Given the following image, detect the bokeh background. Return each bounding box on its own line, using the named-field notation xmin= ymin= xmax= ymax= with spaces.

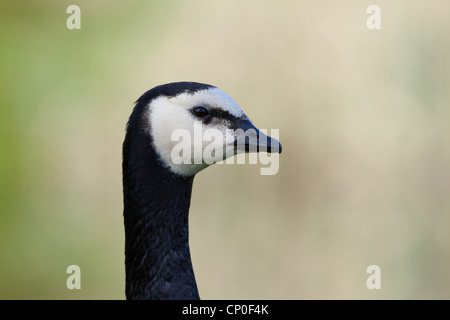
xmin=1 ymin=0 xmax=449 ymax=299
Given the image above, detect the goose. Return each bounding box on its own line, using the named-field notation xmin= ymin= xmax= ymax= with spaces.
xmin=122 ymin=82 xmax=282 ymax=300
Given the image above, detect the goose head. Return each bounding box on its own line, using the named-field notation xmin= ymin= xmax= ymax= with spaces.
xmin=136 ymin=82 xmax=282 ymax=177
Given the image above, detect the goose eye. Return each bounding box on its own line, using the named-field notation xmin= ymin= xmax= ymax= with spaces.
xmin=192 ymin=106 xmax=209 ymax=118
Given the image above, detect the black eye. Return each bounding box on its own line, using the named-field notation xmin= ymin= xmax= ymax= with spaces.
xmin=192 ymin=106 xmax=209 ymax=118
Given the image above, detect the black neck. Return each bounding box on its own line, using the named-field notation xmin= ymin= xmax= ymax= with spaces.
xmin=122 ymin=125 xmax=199 ymax=300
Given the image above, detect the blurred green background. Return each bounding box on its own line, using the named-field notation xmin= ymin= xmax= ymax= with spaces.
xmin=1 ymin=0 xmax=449 ymax=299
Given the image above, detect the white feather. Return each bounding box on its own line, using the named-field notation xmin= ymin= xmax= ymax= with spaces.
xmin=148 ymin=87 xmax=245 ymax=176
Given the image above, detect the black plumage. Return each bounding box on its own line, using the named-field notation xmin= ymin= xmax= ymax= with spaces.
xmin=123 ymin=83 xmax=206 ymax=299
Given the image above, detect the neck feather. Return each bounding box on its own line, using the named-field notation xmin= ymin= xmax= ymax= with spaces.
xmin=122 ymin=124 xmax=199 ymax=300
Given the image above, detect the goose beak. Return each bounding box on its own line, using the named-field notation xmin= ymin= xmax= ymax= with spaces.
xmin=234 ymin=119 xmax=282 ymax=154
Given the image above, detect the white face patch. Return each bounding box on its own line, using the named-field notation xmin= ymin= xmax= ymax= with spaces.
xmin=148 ymin=87 xmax=246 ymax=176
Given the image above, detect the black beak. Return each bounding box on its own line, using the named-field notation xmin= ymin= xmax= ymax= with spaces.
xmin=233 ymin=119 xmax=282 ymax=154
